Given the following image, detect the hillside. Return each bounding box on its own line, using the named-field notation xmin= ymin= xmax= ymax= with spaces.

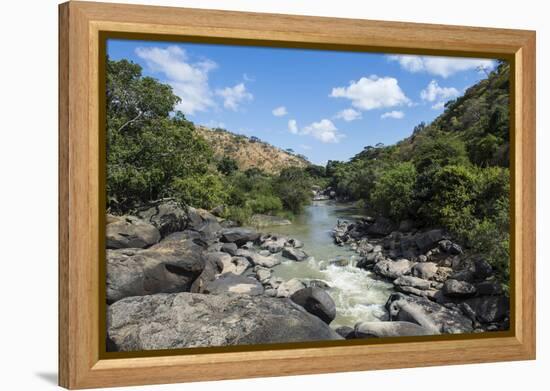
xmin=196 ymin=126 xmax=309 ymax=174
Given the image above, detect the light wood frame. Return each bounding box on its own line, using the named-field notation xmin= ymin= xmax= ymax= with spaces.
xmin=59 ymin=1 xmax=536 ymax=389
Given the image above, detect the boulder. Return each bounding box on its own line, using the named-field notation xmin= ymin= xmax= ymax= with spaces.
xmin=220 ymin=242 xmax=238 ymax=256
xmin=329 ymin=256 xmax=351 ymax=267
xmin=107 ymin=292 xmax=342 ymax=351
xmin=261 ymin=236 xmax=287 ymax=253
xmin=472 ymin=259 xmax=493 ymax=280
xmin=276 ymin=278 xmax=306 ymax=297
xmin=282 ymin=247 xmax=309 ymax=262
xmin=393 ymin=276 xmax=431 ymax=290
xmin=255 ymin=267 xmax=272 ymax=283
xmin=398 ymin=219 xmax=415 ymax=232
xmin=373 ymin=258 xmax=412 ymax=279
xmin=465 ymin=295 xmax=509 ymax=323
xmin=443 ymin=279 xmax=477 ymax=298
xmin=106 ymin=249 xmax=145 ymax=303
xmin=414 ymin=229 xmax=444 ymax=252
xmin=190 ymin=252 xmax=223 ymax=293
xmin=249 ymin=214 xmax=292 ymax=227
xmin=366 ymin=217 xmax=395 ymax=237
xmin=438 ymin=239 xmax=463 ymax=255
xmin=334 ymin=326 xmax=356 ymax=339
xmin=204 ymin=273 xmax=264 ymax=296
xmin=354 ymin=321 xmax=433 ymax=338
xmin=218 ymin=254 xmax=251 ymax=276
xmin=220 ymin=228 xmax=260 ymax=246
xmin=290 ymin=287 xmax=336 ymax=324
xmin=286 ymin=238 xmax=303 ymax=248
xmin=106 ymin=216 xmax=161 ymax=249
xmin=136 ymin=200 xmax=188 ymax=237
xmin=186 ymin=207 xmax=223 ymax=238
xmin=235 ymin=249 xmax=281 ymax=268
xmin=475 ymin=281 xmax=504 ymax=296
xmin=306 ymin=279 xmax=331 ymax=290
xmin=387 ymin=297 xmax=472 ymax=334
xmin=411 ymin=262 xmax=438 ymax=280
xmin=210 ymin=205 xmax=225 ymax=217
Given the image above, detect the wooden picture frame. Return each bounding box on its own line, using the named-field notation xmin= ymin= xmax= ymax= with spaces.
xmin=59 ymin=1 xmax=536 ymax=389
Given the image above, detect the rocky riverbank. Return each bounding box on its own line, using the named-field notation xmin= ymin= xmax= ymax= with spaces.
xmin=106 ymin=200 xmax=342 ymax=351
xmin=105 ymin=200 xmax=509 ymax=352
xmin=332 ymin=216 xmax=510 ymax=336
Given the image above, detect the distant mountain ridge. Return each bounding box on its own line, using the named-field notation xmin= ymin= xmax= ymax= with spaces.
xmin=196 ymin=126 xmax=310 ymax=174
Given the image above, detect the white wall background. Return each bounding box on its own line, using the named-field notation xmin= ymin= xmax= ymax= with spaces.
xmin=0 ymin=0 xmax=546 ymax=389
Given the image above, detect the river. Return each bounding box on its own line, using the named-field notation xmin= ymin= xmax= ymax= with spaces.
xmin=262 ymin=200 xmax=394 ymax=328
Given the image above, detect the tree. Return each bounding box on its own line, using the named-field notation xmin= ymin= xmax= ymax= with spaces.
xmin=370 ymin=162 xmax=417 ymax=221
xmin=106 ymin=58 xmax=224 ymax=213
xmin=217 ymin=156 xmax=239 ymax=176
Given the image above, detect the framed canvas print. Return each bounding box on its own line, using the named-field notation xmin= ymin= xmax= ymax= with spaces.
xmin=58 ymin=1 xmax=536 ymax=389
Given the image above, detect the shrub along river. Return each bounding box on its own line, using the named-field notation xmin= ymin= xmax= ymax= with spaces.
xmin=259 ymin=200 xmax=394 ymax=328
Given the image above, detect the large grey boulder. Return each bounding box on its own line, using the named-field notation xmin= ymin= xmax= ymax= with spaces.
xmin=235 ymin=249 xmax=281 ymax=268
xmin=366 ymin=217 xmax=395 ymax=237
xmin=107 ymin=292 xmax=342 ymax=351
xmin=106 ymin=249 xmax=145 ymax=303
xmin=290 ymin=287 xmax=336 ymax=324
xmin=204 ymin=273 xmax=264 ymax=296
xmin=282 ymin=247 xmax=309 ymax=262
xmin=373 ymin=258 xmax=412 ymax=279
xmin=443 ymin=279 xmax=477 ymax=298
xmin=106 ymin=216 xmax=161 ymax=249
xmin=355 ymin=321 xmax=433 ymax=338
xmin=393 ymin=275 xmax=431 ymax=290
xmin=106 ymin=234 xmax=207 ymax=303
xmin=220 ymin=228 xmax=260 ymax=246
xmin=186 ymin=207 xmax=223 ymax=238
xmin=411 ymin=262 xmax=438 ymax=280
xmin=465 ymin=295 xmax=509 ymax=323
xmin=189 ymin=252 xmax=224 ymax=293
xmin=387 ymin=296 xmax=473 ymax=334
xmin=219 ymin=255 xmax=251 ymax=276
xmin=414 ymin=229 xmax=444 ymax=252
xmin=136 ymin=200 xmax=188 ymax=237
xmin=277 ymin=278 xmax=306 ymax=297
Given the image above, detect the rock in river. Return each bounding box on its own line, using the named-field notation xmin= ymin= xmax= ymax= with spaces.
xmin=443 ymin=279 xmax=477 ymax=298
xmin=373 ymin=258 xmax=412 ymax=279
xmin=136 ymin=200 xmax=188 ymax=237
xmin=282 ymin=247 xmax=309 ymax=262
xmin=290 ymin=287 xmax=336 ymax=324
xmin=107 ymin=292 xmax=342 ymax=351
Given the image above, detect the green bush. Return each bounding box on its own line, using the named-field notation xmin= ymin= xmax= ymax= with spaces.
xmin=171 ymin=173 xmax=227 ymax=210
xmin=246 ymin=194 xmax=283 ymax=214
xmin=370 ymin=162 xmax=417 ymax=221
xmin=274 ymin=167 xmax=312 ymax=214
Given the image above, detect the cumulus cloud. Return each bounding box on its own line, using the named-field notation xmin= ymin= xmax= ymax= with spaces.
xmin=135 ymin=45 xmax=217 ymax=115
xmin=330 ymin=75 xmax=410 ymax=110
xmin=389 ymin=55 xmax=495 ymax=78
xmin=381 ymin=110 xmax=405 ymax=119
xmin=302 ymin=119 xmax=344 ymax=143
xmin=288 ymin=119 xmax=298 ymax=134
xmin=420 ymin=80 xmax=460 ymax=110
xmin=215 ymin=83 xmax=253 ymax=111
xmin=272 ymin=106 xmax=288 ymax=117
xmin=334 ymin=108 xmax=362 ymax=121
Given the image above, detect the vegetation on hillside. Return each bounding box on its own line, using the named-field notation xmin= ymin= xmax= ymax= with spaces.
xmin=106 ymin=58 xmax=313 ymax=223
xmin=326 ymin=61 xmax=511 ymax=282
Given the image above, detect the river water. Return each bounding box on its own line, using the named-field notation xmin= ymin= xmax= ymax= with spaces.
xmin=263 ymin=201 xmax=394 ymax=328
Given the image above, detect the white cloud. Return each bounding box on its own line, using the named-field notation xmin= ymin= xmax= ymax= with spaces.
xmin=300 ymin=144 xmax=312 ymax=150
xmin=135 ymin=45 xmax=217 ymax=115
xmin=302 ymin=119 xmax=344 ymax=143
xmin=420 ymin=80 xmax=460 ymax=110
xmin=272 ymin=106 xmax=288 ymax=117
xmin=389 ymin=55 xmax=495 ymax=78
xmin=330 ymin=75 xmax=410 ymax=110
xmin=243 ymin=73 xmax=255 ymax=82
xmin=204 ymin=120 xmax=226 ymax=129
xmin=215 ymin=83 xmax=253 ymax=111
xmin=288 ymin=119 xmax=298 ymax=134
xmin=420 ymin=80 xmax=460 ymax=102
xmin=334 ymin=108 xmax=362 ymax=121
xmin=431 ymin=102 xmax=446 ymax=110
xmin=381 ymin=110 xmax=405 ymax=119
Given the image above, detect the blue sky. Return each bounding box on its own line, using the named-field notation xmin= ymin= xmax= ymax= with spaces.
xmin=107 ymin=39 xmax=497 ymax=165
